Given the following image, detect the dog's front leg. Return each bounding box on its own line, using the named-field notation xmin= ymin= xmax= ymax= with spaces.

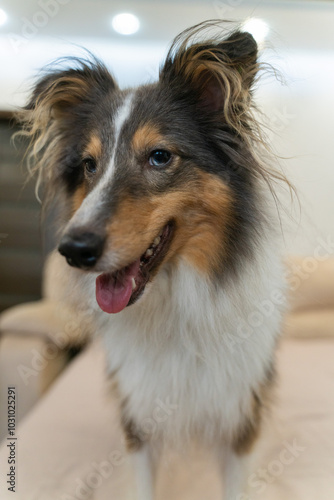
xmin=121 ymin=412 xmax=159 ymax=500
xmin=131 ymin=444 xmax=157 ymax=500
xmin=219 ymin=446 xmax=254 ymax=500
xmin=218 ymin=408 xmax=262 ymax=500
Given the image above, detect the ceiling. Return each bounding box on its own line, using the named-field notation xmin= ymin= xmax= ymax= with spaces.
xmin=0 ymin=0 xmax=333 ymax=49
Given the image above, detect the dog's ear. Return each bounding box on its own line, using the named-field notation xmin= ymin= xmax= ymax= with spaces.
xmin=160 ymin=28 xmax=258 ymax=115
xmin=16 ymin=59 xmax=116 ymax=198
xmin=25 ymin=60 xmax=116 ymax=120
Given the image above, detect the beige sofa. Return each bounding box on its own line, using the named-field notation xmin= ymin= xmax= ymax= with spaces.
xmin=0 ymin=255 xmax=333 ymax=499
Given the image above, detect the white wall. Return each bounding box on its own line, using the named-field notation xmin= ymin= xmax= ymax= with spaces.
xmin=257 ymin=49 xmax=334 ymax=256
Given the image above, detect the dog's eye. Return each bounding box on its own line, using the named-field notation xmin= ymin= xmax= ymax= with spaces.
xmin=82 ymin=158 xmax=97 ymax=175
xmin=148 ymin=150 xmax=172 ymax=168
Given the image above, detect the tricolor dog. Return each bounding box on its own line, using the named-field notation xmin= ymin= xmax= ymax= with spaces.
xmin=18 ymin=21 xmax=287 ymax=499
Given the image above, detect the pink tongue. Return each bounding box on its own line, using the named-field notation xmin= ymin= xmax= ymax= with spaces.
xmin=96 ymin=260 xmax=140 ymax=314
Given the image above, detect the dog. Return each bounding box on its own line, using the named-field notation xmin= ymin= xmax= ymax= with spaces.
xmin=18 ymin=20 xmax=286 ymax=499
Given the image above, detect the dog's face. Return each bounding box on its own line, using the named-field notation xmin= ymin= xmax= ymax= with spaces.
xmin=22 ymin=25 xmax=261 ymax=313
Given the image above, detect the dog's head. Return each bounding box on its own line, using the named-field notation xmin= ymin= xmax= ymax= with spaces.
xmin=18 ymin=22 xmax=269 ymax=314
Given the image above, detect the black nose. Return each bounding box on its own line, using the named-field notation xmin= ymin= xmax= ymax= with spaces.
xmin=58 ymin=232 xmax=105 ymax=269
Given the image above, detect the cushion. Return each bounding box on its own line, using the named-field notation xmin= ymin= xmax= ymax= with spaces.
xmin=0 ymin=337 xmax=333 ymax=499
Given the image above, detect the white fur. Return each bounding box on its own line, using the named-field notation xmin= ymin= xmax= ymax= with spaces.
xmin=132 ymin=447 xmax=155 ymax=500
xmin=66 ymin=92 xmax=135 ymax=230
xmin=47 ymin=225 xmax=284 ymax=448
xmin=46 ymin=191 xmax=285 ymax=499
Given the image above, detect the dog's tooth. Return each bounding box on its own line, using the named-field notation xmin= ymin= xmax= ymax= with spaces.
xmin=153 ymin=236 xmax=161 ymax=247
xmin=131 ymin=277 xmax=136 ymax=290
xmin=145 ymin=248 xmax=153 ymax=257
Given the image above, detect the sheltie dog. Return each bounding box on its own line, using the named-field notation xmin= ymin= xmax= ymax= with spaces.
xmin=18 ymin=21 xmax=287 ymax=499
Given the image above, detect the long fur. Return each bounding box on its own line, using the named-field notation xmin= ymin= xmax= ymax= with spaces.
xmin=17 ymin=20 xmax=288 ymax=498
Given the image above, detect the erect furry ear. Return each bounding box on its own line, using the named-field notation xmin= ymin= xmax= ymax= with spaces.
xmin=25 ymin=58 xmax=117 ymax=118
xmin=15 ymin=58 xmax=116 ymax=199
xmin=160 ymin=22 xmax=258 ymax=119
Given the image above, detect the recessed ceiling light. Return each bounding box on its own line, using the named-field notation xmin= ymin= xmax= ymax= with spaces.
xmin=0 ymin=8 xmax=8 ymax=26
xmin=242 ymin=18 xmax=269 ymax=44
xmin=112 ymin=13 xmax=140 ymax=36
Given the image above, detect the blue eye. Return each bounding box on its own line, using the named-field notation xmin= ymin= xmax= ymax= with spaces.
xmin=83 ymin=158 xmax=97 ymax=175
xmin=148 ymin=150 xmax=172 ymax=168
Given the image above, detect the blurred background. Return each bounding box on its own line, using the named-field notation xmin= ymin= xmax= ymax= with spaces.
xmin=0 ymin=0 xmax=333 ymax=311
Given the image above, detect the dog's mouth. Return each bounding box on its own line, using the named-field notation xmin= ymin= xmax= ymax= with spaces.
xmin=95 ymin=222 xmax=174 ymax=314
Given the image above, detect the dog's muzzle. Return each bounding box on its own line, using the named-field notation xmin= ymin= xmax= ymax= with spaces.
xmin=58 ymin=231 xmax=105 ymax=269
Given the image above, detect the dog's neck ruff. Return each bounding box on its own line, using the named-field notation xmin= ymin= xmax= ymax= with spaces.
xmin=45 ymin=234 xmax=283 ymax=442
xmin=47 ymin=231 xmax=283 ymax=358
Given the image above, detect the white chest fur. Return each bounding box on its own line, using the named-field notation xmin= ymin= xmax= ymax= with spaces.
xmin=99 ymin=253 xmax=284 ymax=444
xmin=46 ymin=239 xmax=284 ymax=444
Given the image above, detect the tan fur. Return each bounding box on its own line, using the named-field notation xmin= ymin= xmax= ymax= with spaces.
xmin=232 ymin=392 xmax=262 ymax=455
xmin=161 ymin=21 xmax=295 ymax=204
xmin=72 ymin=184 xmax=86 ymax=213
xmin=109 ymin=374 xmax=144 ymax=451
xmin=14 ymin=22 xmax=288 ymax=498
xmin=71 ymin=135 xmax=101 ymax=214
xmin=14 ymin=74 xmax=94 ymax=199
xmin=164 ymin=25 xmax=258 ymax=134
xmin=122 ymin=416 xmax=144 ymax=452
xmin=178 ymin=171 xmax=234 ymax=274
xmin=233 ymin=367 xmax=275 ymax=455
xmin=15 ymin=22 xmax=294 ymax=213
xmin=105 ymin=169 xmax=234 ymax=275
xmin=132 ymin=124 xmax=165 ymax=153
xmin=83 ymin=133 xmax=102 ymax=159
xmin=42 ymin=76 xmax=91 ymax=118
